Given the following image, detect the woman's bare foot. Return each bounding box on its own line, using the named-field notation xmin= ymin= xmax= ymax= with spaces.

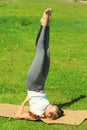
xmin=41 ymin=8 xmax=52 ymax=26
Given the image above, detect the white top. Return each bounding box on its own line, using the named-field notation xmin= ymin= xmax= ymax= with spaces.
xmin=28 ymin=91 xmax=50 ymax=116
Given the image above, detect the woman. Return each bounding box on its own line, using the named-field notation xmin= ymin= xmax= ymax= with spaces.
xmin=16 ymin=8 xmax=64 ymax=120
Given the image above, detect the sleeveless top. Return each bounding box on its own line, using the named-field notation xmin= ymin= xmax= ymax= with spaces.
xmin=28 ymin=91 xmax=50 ymax=116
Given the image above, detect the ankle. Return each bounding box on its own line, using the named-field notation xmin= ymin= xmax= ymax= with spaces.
xmin=41 ymin=18 xmax=50 ymax=26
xmin=40 ymin=8 xmax=52 ymax=26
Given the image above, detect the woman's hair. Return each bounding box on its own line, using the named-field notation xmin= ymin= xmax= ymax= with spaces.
xmin=50 ymin=106 xmax=64 ymax=120
xmin=28 ymin=111 xmax=41 ymax=120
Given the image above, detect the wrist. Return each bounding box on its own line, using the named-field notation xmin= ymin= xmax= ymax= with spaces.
xmin=22 ymin=101 xmax=26 ymax=105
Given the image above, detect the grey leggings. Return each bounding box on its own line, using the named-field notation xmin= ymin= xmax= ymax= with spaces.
xmin=26 ymin=25 xmax=50 ymax=92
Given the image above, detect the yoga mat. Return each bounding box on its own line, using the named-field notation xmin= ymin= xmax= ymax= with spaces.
xmin=0 ymin=103 xmax=87 ymax=125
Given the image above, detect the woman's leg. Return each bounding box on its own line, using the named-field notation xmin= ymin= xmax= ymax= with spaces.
xmin=42 ymin=26 xmax=50 ymax=80
xmin=26 ymin=8 xmax=52 ymax=92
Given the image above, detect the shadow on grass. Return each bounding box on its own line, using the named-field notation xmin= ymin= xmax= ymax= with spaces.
xmin=57 ymin=95 xmax=86 ymax=108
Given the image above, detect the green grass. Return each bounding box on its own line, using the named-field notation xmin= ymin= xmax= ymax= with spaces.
xmin=0 ymin=0 xmax=87 ymax=129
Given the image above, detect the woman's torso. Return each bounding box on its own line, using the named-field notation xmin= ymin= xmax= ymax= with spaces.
xmin=28 ymin=91 xmax=50 ymax=116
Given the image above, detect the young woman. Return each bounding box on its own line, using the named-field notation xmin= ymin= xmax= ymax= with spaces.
xmin=16 ymin=8 xmax=64 ymax=120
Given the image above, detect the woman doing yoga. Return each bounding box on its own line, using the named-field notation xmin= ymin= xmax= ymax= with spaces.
xmin=16 ymin=8 xmax=63 ymax=120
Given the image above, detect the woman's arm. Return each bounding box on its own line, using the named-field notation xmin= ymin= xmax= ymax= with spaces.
xmin=15 ymin=96 xmax=33 ymax=120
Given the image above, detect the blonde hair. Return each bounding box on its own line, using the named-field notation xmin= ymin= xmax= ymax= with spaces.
xmin=50 ymin=111 xmax=59 ymax=120
xmin=50 ymin=106 xmax=64 ymax=120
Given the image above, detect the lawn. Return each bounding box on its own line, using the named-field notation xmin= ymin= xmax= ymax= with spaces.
xmin=0 ymin=0 xmax=87 ymax=130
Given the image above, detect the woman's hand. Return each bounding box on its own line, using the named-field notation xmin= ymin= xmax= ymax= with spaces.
xmin=15 ymin=96 xmax=31 ymax=120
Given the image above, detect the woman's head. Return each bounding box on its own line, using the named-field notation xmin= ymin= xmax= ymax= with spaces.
xmin=45 ymin=105 xmax=64 ymax=120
